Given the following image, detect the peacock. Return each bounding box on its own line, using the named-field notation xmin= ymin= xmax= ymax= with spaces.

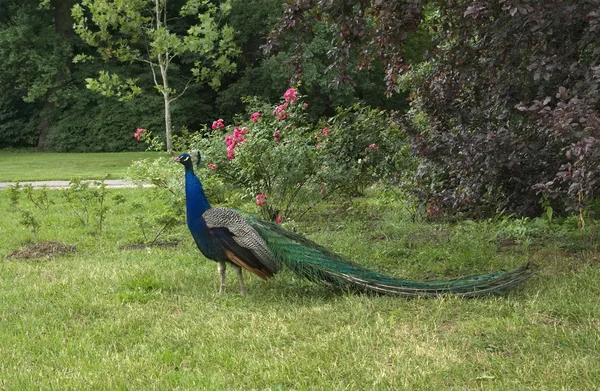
xmin=175 ymin=152 xmax=530 ymax=297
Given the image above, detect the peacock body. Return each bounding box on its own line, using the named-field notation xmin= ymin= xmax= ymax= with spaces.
xmin=176 ymin=152 xmax=530 ymax=297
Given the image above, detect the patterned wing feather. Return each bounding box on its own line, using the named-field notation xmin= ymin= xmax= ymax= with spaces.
xmin=203 ymin=208 xmax=280 ymax=278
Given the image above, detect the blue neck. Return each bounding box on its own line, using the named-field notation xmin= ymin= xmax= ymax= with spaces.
xmin=184 ymin=167 xmax=227 ymax=261
xmin=185 ymin=168 xmax=211 ymax=216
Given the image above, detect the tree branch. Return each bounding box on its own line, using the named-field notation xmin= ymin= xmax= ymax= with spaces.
xmin=169 ymin=76 xmax=195 ymax=103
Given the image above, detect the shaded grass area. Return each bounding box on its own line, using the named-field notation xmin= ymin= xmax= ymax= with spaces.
xmin=0 ymin=151 xmax=161 ymax=181
xmin=1 ymin=188 xmax=599 ymax=390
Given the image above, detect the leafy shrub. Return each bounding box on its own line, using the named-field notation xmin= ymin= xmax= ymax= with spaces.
xmin=126 ymin=157 xmax=188 ymax=244
xmin=22 ymin=184 xmax=53 ymax=211
xmin=193 ymin=89 xmax=409 ymax=221
xmin=133 ymin=88 xmax=409 ymax=221
xmin=127 ymin=156 xmax=183 ymax=196
xmin=326 ymin=104 xmax=413 ymax=196
xmin=7 ymin=182 xmax=21 ymax=206
xmin=45 ymin=90 xmax=164 ymax=152
xmin=0 ymin=93 xmax=39 ymax=148
xmin=130 ymin=198 xmax=182 ymax=246
xmin=401 ymin=1 xmax=600 ymax=219
xmin=19 ymin=209 xmax=41 ymax=242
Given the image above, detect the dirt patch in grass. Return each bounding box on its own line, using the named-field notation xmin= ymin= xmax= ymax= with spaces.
xmin=8 ymin=241 xmax=76 ymax=260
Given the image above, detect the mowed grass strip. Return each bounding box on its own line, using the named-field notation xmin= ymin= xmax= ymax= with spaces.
xmin=0 ymin=188 xmax=599 ymax=390
xmin=0 ymin=151 xmax=161 ymax=181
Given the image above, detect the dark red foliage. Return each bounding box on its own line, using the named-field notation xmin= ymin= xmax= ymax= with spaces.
xmin=413 ymin=0 xmax=600 ymax=216
xmin=270 ymin=0 xmax=600 ymax=217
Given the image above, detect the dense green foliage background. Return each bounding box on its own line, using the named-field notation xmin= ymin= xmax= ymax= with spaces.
xmin=0 ymin=0 xmax=404 ymax=152
xmin=1 ymin=0 xmax=599 ymax=219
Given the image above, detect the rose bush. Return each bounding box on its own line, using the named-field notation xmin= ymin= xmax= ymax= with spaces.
xmin=131 ymin=88 xmax=410 ymax=221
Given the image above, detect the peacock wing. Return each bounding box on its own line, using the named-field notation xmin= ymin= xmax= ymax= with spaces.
xmin=203 ymin=208 xmax=279 ymax=280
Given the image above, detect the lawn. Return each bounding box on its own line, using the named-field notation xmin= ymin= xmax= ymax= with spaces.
xmin=0 ymin=151 xmax=161 ymax=181
xmin=1 ymin=185 xmax=598 ymax=390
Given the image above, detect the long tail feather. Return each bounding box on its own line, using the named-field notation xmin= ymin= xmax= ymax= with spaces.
xmin=247 ymin=216 xmax=530 ymax=297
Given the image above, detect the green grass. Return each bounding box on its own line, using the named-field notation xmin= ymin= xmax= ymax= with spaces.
xmin=0 ymin=151 xmax=161 ymax=181
xmin=1 ymin=188 xmax=599 ymax=390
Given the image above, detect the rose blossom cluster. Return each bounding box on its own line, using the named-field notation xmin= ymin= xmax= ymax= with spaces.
xmin=273 ymin=103 xmax=289 ymax=121
xmin=250 ymin=112 xmax=262 ymax=123
xmin=212 ymin=118 xmax=225 ymax=130
xmin=255 ymin=193 xmax=268 ymax=207
xmin=283 ymin=88 xmax=298 ymax=103
xmin=134 ymin=128 xmax=146 ymax=141
xmin=225 ymin=126 xmax=247 ymax=160
xmin=314 ymin=127 xmax=330 ymax=139
xmin=272 ymin=88 xmax=300 ymax=121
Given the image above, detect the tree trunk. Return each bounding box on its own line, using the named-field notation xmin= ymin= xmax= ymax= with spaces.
xmin=155 ymin=0 xmax=172 ymax=152
xmin=36 ymin=100 xmax=55 ymax=151
xmin=164 ymin=91 xmax=173 ymax=152
xmin=37 ymin=0 xmax=74 ymax=151
xmin=52 ymin=0 xmax=74 ymax=38
xmin=160 ymin=57 xmax=172 ymax=152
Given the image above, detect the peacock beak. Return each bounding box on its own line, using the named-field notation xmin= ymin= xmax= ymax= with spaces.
xmin=174 ymin=155 xmax=180 ymax=162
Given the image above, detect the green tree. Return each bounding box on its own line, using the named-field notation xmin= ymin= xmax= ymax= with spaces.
xmin=72 ymin=0 xmax=239 ymax=151
xmin=266 ymin=0 xmax=426 ymax=94
xmin=0 ymin=0 xmax=75 ymax=150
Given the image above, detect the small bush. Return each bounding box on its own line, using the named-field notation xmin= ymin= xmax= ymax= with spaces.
xmin=191 ymin=89 xmax=410 ymax=220
xmin=131 ymin=88 xmax=411 ymax=222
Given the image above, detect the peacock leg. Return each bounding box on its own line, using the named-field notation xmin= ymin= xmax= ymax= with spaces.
xmin=217 ymin=261 xmax=227 ymax=295
xmin=232 ymin=264 xmax=246 ymax=295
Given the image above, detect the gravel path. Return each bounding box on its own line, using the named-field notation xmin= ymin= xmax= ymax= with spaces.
xmin=0 ymin=179 xmax=142 ymax=190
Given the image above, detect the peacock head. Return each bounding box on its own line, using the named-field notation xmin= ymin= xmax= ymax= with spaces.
xmin=175 ymin=152 xmax=194 ymax=170
xmin=175 ymin=151 xmax=202 ymax=170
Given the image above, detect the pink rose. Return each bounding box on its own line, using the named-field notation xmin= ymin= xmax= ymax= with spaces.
xmin=212 ymin=119 xmax=225 ymax=130
xmin=283 ymin=88 xmax=298 ymax=103
xmin=250 ymin=112 xmax=262 ymax=123
xmin=273 ymin=103 xmax=289 ymax=120
xmin=134 ymin=127 xmax=147 ymax=141
xmin=256 ymin=193 xmax=268 ymax=207
xmin=233 ymin=126 xmax=245 ymax=142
